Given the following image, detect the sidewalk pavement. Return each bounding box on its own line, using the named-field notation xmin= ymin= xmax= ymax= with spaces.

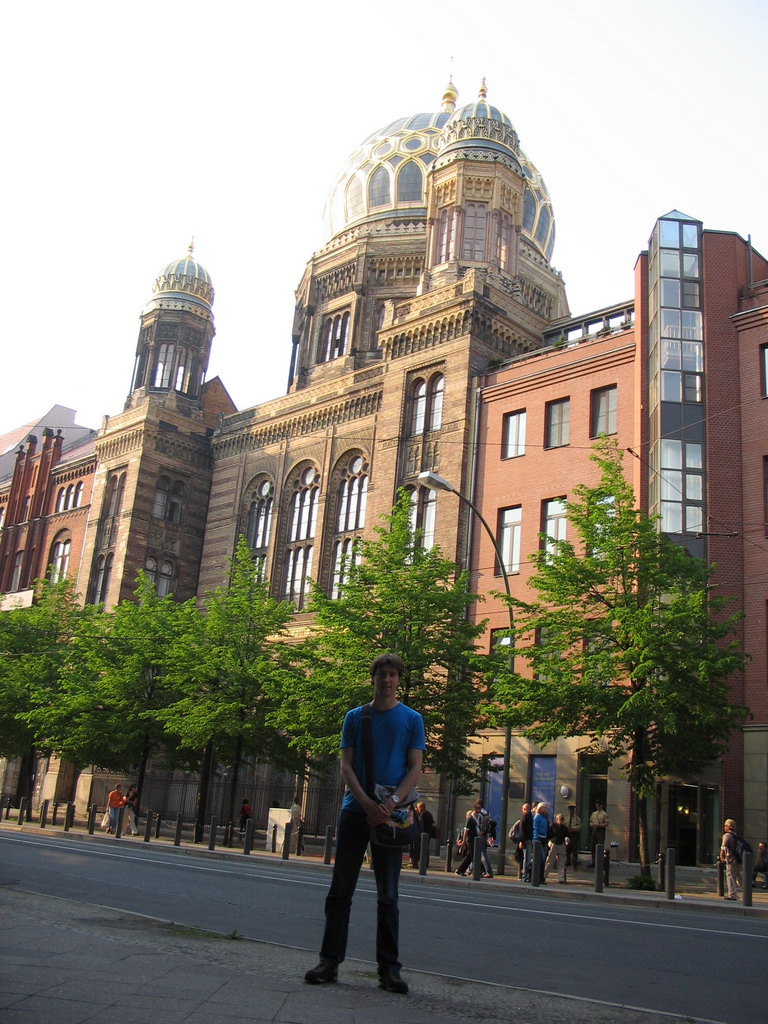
xmin=2 ymin=824 xmax=766 ymax=1024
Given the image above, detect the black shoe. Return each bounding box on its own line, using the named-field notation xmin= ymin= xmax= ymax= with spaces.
xmin=304 ymin=961 xmax=337 ymax=985
xmin=379 ymin=970 xmax=408 ymax=994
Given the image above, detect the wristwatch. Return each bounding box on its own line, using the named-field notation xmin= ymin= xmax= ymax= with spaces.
xmin=390 ymin=793 xmax=401 ymax=805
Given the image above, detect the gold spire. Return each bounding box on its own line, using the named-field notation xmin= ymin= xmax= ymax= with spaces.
xmin=441 ymin=75 xmax=458 ymax=114
xmin=478 ymin=77 xmax=488 ymax=100
xmin=187 ymin=237 xmax=195 ymax=259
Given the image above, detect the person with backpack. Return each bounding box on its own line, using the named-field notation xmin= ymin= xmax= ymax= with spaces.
xmin=720 ymin=817 xmax=742 ymax=900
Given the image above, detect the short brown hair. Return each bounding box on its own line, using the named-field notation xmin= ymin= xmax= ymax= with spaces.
xmin=370 ymin=653 xmax=405 ymax=679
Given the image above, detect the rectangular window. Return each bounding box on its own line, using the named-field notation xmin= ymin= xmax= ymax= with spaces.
xmin=544 ymin=398 xmax=570 ymax=448
xmin=542 ymin=498 xmax=566 ymax=558
xmin=764 ymin=457 xmax=768 ymax=536
xmin=761 ymin=345 xmax=768 ymax=398
xmin=502 ymin=409 xmax=526 ymax=458
xmin=590 ymin=385 xmax=617 ymax=437
xmin=498 ymin=506 xmax=522 ymax=574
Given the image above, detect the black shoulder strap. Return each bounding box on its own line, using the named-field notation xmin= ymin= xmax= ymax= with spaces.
xmin=361 ymin=704 xmax=375 ymax=798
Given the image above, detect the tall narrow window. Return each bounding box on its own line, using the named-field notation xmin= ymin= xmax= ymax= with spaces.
xmin=337 ymin=456 xmax=368 ymax=533
xmin=368 ymin=166 xmax=390 ymax=208
xmin=498 ymin=506 xmax=522 ymax=574
xmin=495 ymin=213 xmax=513 ymax=270
xmin=90 ymin=552 xmax=113 ymax=605
xmin=761 ymin=344 xmax=768 ymax=398
xmin=396 ymin=161 xmax=423 ymax=202
xmin=157 ymin=560 xmax=174 ymax=597
xmin=247 ymin=480 xmax=274 ymax=551
xmin=153 ymin=477 xmax=170 ymax=518
xmin=502 ymin=410 xmax=526 ymax=458
xmin=320 ymin=312 xmax=350 ymax=362
xmin=545 ymin=398 xmax=570 ymax=448
xmin=436 ymin=208 xmax=454 ymax=263
xmin=462 ymin=203 xmax=488 ymax=260
xmin=167 ymin=481 xmax=185 ymax=524
xmin=406 ymin=486 xmax=438 ymax=550
xmin=428 ymin=375 xmax=444 ymax=431
xmin=285 ymin=466 xmax=319 ymax=609
xmin=411 ymin=380 xmax=427 ymax=435
xmin=542 ymin=498 xmax=567 ymax=559
xmin=590 ymin=385 xmax=617 ymax=437
xmin=49 ymin=536 xmax=71 ymax=582
xmin=154 ymin=344 xmax=175 ymax=387
xmin=11 ymin=550 xmax=24 ymax=591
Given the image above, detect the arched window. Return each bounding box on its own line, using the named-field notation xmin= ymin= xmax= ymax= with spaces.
xmin=320 ymin=312 xmax=350 ymax=362
xmin=410 ymin=380 xmax=427 ymax=435
xmin=428 ymin=375 xmax=445 ymax=431
xmin=145 ymin=556 xmax=157 ymax=585
xmin=462 ymin=203 xmax=487 ymax=260
xmin=153 ymin=477 xmax=170 ymax=518
xmin=65 ymin=484 xmax=74 ymax=509
xmin=345 ymin=176 xmax=364 ymax=220
xmin=90 ymin=552 xmax=113 ymax=605
xmin=397 ymin=161 xmax=423 ymax=202
xmin=368 ymin=166 xmax=390 ymax=209
xmin=523 ymin=190 xmax=536 ymax=233
xmin=0 ymin=506 xmax=5 ymax=530
xmin=49 ymin=534 xmax=71 ymax=582
xmin=436 ymin=208 xmax=454 ymax=264
xmin=337 ymin=456 xmax=368 ymax=533
xmin=247 ymin=479 xmax=274 ymax=553
xmin=73 ymin=481 xmax=84 ymax=508
xmin=290 ymin=466 xmax=319 ymax=542
xmin=157 ymin=560 xmax=174 ymax=597
xmin=11 ymin=550 xmax=24 ymax=591
xmin=55 ymin=487 xmax=66 ymax=512
xmin=107 ymin=472 xmax=125 ymax=518
xmin=284 ymin=465 xmax=320 ymax=610
xmin=154 ymin=344 xmax=175 ymax=388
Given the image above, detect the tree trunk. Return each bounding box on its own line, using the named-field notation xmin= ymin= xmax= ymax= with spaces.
xmin=632 ymin=727 xmax=651 ymax=875
xmin=194 ymin=740 xmax=214 ymax=843
xmin=225 ymin=734 xmax=243 ymax=826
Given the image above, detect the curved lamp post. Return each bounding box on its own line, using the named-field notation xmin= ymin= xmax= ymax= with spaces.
xmin=418 ymin=469 xmax=514 ymax=875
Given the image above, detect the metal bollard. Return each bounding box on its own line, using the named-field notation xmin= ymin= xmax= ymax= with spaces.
xmin=64 ymin=802 xmax=74 ymax=831
xmin=173 ymin=813 xmax=182 ymax=846
xmin=665 ymin=847 xmax=676 ymax=900
xmin=323 ymin=825 xmax=334 ymax=864
xmin=603 ymin=846 xmax=610 ymax=887
xmin=445 ymin=836 xmax=453 ymax=873
xmin=743 ymin=851 xmax=753 ymax=907
xmin=282 ymin=820 xmax=292 ymax=860
xmin=115 ymin=806 xmax=124 ymax=839
xmin=717 ymin=858 xmax=724 ymax=897
xmin=243 ymin=818 xmax=254 ymax=855
xmin=594 ymin=844 xmax=605 ymax=892
xmin=224 ymin=821 xmax=234 ymax=848
xmin=271 ymin=823 xmax=278 ymax=853
xmin=154 ymin=812 xmax=162 ymax=839
xmin=208 ymin=816 xmax=218 ymax=851
xmin=39 ymin=799 xmax=49 ymax=828
xmin=18 ymin=797 xmax=27 ymax=825
xmin=146 ymin=811 xmax=156 ymax=844
xmin=657 ymin=851 xmax=666 ymax=891
xmin=51 ymin=801 xmax=59 ymax=826
xmin=88 ymin=804 xmax=98 ymax=834
xmin=418 ymin=832 xmax=430 ymax=875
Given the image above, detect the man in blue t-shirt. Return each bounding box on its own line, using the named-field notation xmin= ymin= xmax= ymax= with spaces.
xmin=305 ymin=653 xmax=425 ymax=995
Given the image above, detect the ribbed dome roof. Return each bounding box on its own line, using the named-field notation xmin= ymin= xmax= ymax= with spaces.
xmin=322 ymin=81 xmax=556 ymax=263
xmin=146 ymin=243 xmax=214 ymax=318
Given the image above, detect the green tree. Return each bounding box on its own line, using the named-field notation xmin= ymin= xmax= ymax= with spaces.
xmin=0 ymin=577 xmax=91 ymax=802
xmin=160 ymin=536 xmax=303 ymax=834
xmin=498 ymin=440 xmax=747 ymax=873
xmin=275 ymin=490 xmax=498 ymax=791
xmin=25 ymin=574 xmax=195 ymax=804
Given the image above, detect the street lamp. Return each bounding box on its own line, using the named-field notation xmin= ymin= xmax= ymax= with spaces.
xmin=418 ymin=469 xmax=515 ymax=875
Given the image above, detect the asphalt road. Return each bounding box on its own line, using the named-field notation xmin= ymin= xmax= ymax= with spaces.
xmin=1 ymin=830 xmax=765 ymax=1023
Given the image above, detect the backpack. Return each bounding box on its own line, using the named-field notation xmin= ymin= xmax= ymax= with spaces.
xmin=510 ymin=819 xmax=523 ymax=843
xmin=486 ymin=817 xmax=497 ymax=840
xmin=734 ymin=835 xmax=752 ymax=863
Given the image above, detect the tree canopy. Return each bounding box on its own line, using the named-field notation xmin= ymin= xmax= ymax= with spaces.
xmin=272 ymin=490 xmax=500 ymax=790
xmin=497 ymin=440 xmax=748 ymax=872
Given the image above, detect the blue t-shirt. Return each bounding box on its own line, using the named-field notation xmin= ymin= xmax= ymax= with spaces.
xmin=340 ymin=701 xmax=426 ymax=813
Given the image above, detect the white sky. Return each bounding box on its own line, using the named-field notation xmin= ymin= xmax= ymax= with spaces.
xmin=2 ymin=0 xmax=766 ymax=436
